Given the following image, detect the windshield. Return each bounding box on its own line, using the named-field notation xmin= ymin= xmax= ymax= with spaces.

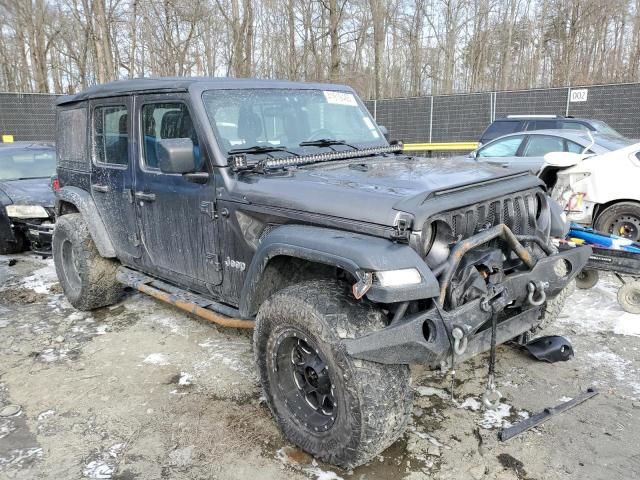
xmin=590 ymin=120 xmax=623 ymax=138
xmin=0 ymin=146 xmax=56 ymax=180
xmin=202 ymin=89 xmax=386 ymax=156
xmin=593 ymin=134 xmax=634 ymax=151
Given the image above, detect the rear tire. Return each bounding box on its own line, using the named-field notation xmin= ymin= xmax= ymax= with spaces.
xmin=594 ymin=201 xmax=640 ymax=241
xmin=254 ymin=280 xmax=413 ymax=468
xmin=52 ymin=213 xmax=122 ymax=311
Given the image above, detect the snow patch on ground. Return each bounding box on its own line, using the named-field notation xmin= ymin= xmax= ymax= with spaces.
xmin=17 ymin=262 xmax=57 ymax=294
xmin=82 ymin=443 xmax=125 ymax=479
xmin=458 ymin=397 xmax=482 ymax=411
xmin=37 ymin=410 xmax=55 ymax=421
xmin=275 ymin=448 xmax=344 ymax=480
xmin=587 ymin=350 xmax=640 ymax=394
xmin=196 ymin=338 xmax=253 ymax=376
xmin=478 ymin=402 xmax=512 ymax=429
xmin=414 ymin=386 xmax=450 ymax=400
xmin=178 ymin=372 xmax=193 ymax=385
xmin=142 ymin=353 xmax=170 ymax=366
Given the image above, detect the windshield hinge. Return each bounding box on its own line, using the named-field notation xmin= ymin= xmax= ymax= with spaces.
xmin=392 ymin=214 xmax=413 ymax=241
xmin=200 ymin=201 xmax=217 ymax=220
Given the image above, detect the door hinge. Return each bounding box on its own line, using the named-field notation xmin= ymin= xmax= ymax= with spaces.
xmin=200 ymin=201 xmax=217 ymax=220
xmin=206 ymin=252 xmax=222 ymax=271
xmin=131 ymin=232 xmax=141 ymax=247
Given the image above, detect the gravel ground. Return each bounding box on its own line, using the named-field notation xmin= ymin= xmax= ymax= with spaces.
xmin=0 ymin=253 xmax=639 ymax=480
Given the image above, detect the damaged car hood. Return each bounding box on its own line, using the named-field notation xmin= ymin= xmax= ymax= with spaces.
xmin=0 ymin=178 xmax=55 ymax=207
xmin=234 ymin=155 xmax=541 ymax=227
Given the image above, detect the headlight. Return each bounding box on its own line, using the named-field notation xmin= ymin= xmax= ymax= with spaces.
xmin=5 ymin=205 xmax=49 ymax=218
xmin=375 ymin=268 xmax=422 ymax=287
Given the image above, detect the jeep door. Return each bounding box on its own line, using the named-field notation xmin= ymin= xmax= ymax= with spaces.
xmin=133 ymin=95 xmax=222 ymax=286
xmin=90 ymin=97 xmax=140 ymax=259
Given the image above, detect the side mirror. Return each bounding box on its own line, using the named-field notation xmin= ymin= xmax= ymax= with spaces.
xmin=158 ymin=138 xmax=197 ymax=174
xmin=378 ymin=125 xmax=390 ymax=141
xmin=468 ymin=150 xmax=478 ymax=159
xmin=543 ymin=151 xmax=586 ymax=168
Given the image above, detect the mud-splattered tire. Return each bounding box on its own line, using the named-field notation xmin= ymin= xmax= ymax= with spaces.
xmin=254 ymin=280 xmax=413 ymax=468
xmin=52 ymin=213 xmax=122 ymax=311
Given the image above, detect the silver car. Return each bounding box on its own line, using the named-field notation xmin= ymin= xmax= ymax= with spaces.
xmin=469 ymin=129 xmax=633 ymax=173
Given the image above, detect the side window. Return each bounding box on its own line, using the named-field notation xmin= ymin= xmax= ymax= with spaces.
xmin=566 ymin=140 xmax=586 ymax=154
xmin=560 ymin=121 xmax=590 ymax=132
xmin=477 ymin=135 xmax=524 ymax=157
xmin=527 ymin=120 xmax=558 ymax=130
xmin=482 ymin=121 xmax=524 ymax=141
xmin=57 ymin=107 xmax=89 ymax=172
xmin=141 ymin=102 xmax=202 ymax=171
xmin=522 ymin=135 xmax=564 ymax=157
xmin=94 ymin=105 xmax=128 ymax=165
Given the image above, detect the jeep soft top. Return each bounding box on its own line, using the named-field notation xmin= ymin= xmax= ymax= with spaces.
xmin=52 ymin=77 xmax=590 ymax=468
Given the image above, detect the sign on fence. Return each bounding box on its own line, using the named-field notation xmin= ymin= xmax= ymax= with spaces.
xmin=569 ymin=89 xmax=588 ymax=102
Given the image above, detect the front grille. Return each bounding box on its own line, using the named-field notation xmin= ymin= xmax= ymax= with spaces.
xmin=434 ymin=189 xmax=541 ymax=240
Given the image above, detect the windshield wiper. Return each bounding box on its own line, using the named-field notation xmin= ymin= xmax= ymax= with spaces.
xmin=227 ymin=145 xmax=299 ymax=156
xmin=299 ymin=139 xmax=359 ymax=150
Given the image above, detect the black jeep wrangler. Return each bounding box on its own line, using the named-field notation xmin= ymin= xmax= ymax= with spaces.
xmin=52 ymin=78 xmax=590 ymax=468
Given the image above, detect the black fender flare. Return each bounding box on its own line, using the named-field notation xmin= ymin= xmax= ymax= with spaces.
xmin=55 ymin=186 xmax=117 ymax=258
xmin=239 ymin=224 xmax=439 ymax=318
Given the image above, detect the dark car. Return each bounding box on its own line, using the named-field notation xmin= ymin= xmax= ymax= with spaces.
xmin=479 ymin=115 xmax=624 ymax=146
xmin=0 ymin=142 xmax=56 ymax=254
xmin=470 ymin=129 xmax=633 ymax=172
xmin=52 ymin=78 xmax=590 ymax=468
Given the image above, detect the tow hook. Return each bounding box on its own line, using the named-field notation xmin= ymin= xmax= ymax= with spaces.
xmin=451 ymin=327 xmax=468 ymax=356
xmin=527 ymin=281 xmax=548 ymax=306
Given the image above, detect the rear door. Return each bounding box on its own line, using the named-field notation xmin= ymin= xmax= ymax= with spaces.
xmin=519 ymin=134 xmax=566 ymax=172
xmin=133 ymin=94 xmax=221 ymax=286
xmin=90 ymin=97 xmax=140 ymax=259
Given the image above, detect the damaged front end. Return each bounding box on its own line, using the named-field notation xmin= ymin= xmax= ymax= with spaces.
xmin=345 ymin=192 xmax=592 ymax=369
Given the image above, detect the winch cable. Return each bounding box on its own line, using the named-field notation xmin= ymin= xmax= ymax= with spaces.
xmin=482 ymin=311 xmax=502 ymax=409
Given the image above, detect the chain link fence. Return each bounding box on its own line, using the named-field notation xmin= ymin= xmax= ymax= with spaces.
xmin=1 ymin=83 xmax=640 ymax=143
xmin=367 ymin=82 xmax=640 ymax=143
xmin=0 ymin=93 xmax=59 ymax=142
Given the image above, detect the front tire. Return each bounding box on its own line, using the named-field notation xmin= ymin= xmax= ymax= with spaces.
xmin=52 ymin=213 xmax=122 ymax=310
xmin=254 ymin=280 xmax=412 ymax=468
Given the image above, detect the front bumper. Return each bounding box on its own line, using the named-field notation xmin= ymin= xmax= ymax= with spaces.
xmin=344 ymin=228 xmax=592 ymax=367
xmin=13 ymin=219 xmax=54 ymax=255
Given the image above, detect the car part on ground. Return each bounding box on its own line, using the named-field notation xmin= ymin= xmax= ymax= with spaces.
xmin=52 ymin=77 xmax=591 ymax=467
xmin=499 ymin=388 xmax=599 ymax=442
xmin=522 ymin=335 xmax=574 ymax=363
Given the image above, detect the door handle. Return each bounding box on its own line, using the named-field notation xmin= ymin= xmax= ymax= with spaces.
xmin=92 ymin=184 xmax=110 ymax=193
xmin=134 ymin=191 xmax=156 ymax=202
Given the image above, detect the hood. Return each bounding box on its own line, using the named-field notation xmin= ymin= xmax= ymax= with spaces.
xmin=234 ymin=155 xmax=541 ymax=228
xmin=0 ymin=178 xmax=55 ymax=207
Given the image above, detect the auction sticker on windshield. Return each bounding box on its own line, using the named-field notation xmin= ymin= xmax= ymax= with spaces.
xmin=323 ymin=90 xmax=358 ymax=106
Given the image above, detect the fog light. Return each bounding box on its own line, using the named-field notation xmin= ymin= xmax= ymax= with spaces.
xmin=375 ymin=268 xmax=422 ymax=287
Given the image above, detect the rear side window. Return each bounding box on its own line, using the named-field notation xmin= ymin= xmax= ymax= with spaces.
xmin=57 ymin=107 xmax=89 ymax=172
xmin=481 ymin=121 xmax=524 ymax=142
xmin=566 ymin=140 xmax=587 ymax=153
xmin=522 ymin=135 xmax=564 ymax=157
xmin=478 ymin=135 xmax=524 ymax=157
xmin=560 ymin=121 xmax=590 ymax=132
xmin=141 ymin=102 xmax=201 ymax=170
xmin=94 ymin=105 xmax=128 ymax=165
xmin=527 ymin=120 xmax=558 ymax=130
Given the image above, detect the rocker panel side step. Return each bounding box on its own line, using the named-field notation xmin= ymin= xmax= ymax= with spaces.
xmin=116 ymin=266 xmax=255 ymax=329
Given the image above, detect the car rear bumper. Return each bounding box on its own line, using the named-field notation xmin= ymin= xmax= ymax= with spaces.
xmin=344 ymin=228 xmax=592 ymax=368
